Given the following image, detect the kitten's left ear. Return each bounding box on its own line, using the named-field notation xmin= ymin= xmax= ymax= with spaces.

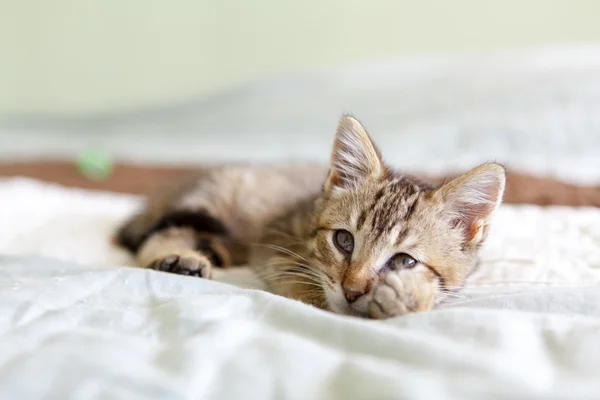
xmin=436 ymin=163 xmax=506 ymax=248
xmin=325 ymin=116 xmax=385 ymax=191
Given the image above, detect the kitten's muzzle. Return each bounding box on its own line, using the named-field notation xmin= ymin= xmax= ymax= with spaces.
xmin=343 ymin=285 xmax=367 ymax=303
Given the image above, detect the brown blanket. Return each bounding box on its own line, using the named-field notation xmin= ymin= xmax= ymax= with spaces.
xmin=0 ymin=161 xmax=598 ymax=207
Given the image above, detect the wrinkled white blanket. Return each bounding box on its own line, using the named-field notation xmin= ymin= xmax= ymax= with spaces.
xmin=1 ymin=178 xmax=600 ymax=399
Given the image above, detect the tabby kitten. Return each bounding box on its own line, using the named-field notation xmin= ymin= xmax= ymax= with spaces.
xmin=116 ymin=116 xmax=505 ymax=318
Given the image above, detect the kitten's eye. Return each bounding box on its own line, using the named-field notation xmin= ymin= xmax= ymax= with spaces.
xmin=334 ymin=230 xmax=354 ymax=254
xmin=388 ymin=253 xmax=417 ymax=269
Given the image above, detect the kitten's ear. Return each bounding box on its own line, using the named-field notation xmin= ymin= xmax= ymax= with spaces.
xmin=436 ymin=163 xmax=506 ymax=248
xmin=325 ymin=116 xmax=385 ymax=190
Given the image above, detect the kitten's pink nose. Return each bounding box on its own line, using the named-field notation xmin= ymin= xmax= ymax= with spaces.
xmin=343 ymin=285 xmax=366 ymax=303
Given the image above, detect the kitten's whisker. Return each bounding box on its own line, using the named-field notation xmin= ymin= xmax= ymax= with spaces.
xmin=261 ymin=278 xmax=324 ymax=291
xmin=257 ymin=269 xmax=323 ymax=284
xmin=262 ymin=229 xmax=308 ymax=248
xmin=269 ymin=256 xmax=336 ymax=283
xmin=285 ymin=268 xmax=324 ymax=281
xmin=252 ymin=243 xmax=310 ymax=263
xmin=441 ymin=290 xmax=466 ymax=297
xmin=266 ymin=258 xmax=325 ymax=279
xmin=440 ymin=292 xmax=467 ymax=300
xmin=258 ymin=270 xmax=320 ymax=282
xmin=277 ymin=280 xmax=324 ymax=289
xmin=269 ymin=261 xmax=323 ymax=278
xmin=268 ymin=257 xmax=315 ymax=269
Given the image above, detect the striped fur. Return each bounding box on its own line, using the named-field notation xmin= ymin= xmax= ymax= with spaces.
xmin=116 ymin=116 xmax=506 ymax=319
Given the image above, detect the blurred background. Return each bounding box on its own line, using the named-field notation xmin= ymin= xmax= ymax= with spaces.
xmin=1 ymin=0 xmax=600 ymax=191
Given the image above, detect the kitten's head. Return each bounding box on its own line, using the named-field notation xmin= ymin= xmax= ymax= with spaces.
xmin=307 ymin=116 xmax=505 ymax=316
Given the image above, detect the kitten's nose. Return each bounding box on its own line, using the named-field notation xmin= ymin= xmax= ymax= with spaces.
xmin=343 ymin=285 xmax=366 ymax=303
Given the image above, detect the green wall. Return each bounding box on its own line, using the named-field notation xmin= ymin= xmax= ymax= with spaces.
xmin=2 ymin=0 xmax=600 ymax=115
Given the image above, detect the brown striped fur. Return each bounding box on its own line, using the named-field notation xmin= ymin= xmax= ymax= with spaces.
xmin=117 ymin=116 xmax=505 ymax=318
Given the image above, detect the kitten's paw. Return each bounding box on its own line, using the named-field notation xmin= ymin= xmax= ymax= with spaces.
xmin=149 ymin=251 xmax=212 ymax=279
xmin=368 ymin=270 xmax=435 ymax=319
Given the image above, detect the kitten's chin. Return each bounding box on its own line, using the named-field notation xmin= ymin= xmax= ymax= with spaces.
xmin=336 ymin=304 xmax=368 ymax=318
xmin=324 ymin=290 xmax=369 ymax=318
xmin=327 ymin=301 xmax=351 ymax=315
xmin=324 ymin=290 xmax=350 ymax=315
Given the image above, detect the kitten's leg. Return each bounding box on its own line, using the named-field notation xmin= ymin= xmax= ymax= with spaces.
xmin=368 ymin=268 xmax=439 ymax=319
xmin=136 ymin=227 xmax=230 ymax=278
xmin=120 ymin=208 xmax=234 ymax=278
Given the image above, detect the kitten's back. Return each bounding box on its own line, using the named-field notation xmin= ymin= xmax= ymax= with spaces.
xmin=116 ymin=162 xmax=327 ymax=253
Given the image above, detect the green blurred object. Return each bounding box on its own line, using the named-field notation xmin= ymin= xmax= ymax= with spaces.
xmin=76 ymin=148 xmax=113 ymax=180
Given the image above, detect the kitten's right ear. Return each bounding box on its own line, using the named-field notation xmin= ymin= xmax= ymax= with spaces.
xmin=325 ymin=116 xmax=385 ymax=191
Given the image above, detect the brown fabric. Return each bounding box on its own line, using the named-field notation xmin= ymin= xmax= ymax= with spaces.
xmin=0 ymin=161 xmax=598 ymax=207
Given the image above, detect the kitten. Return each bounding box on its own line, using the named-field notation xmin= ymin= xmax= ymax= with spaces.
xmin=116 ymin=116 xmax=505 ymax=318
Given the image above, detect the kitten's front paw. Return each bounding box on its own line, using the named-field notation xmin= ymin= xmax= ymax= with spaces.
xmin=149 ymin=251 xmax=212 ymax=279
xmin=368 ymin=269 xmax=436 ymax=319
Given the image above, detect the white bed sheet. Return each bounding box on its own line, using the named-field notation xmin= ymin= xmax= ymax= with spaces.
xmin=1 ymin=178 xmax=600 ymax=399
